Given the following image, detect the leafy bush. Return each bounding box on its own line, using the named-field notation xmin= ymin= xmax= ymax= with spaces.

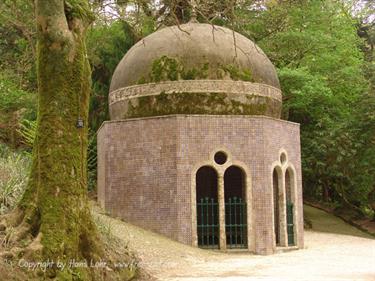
xmin=87 ymin=20 xmax=137 ymax=131
xmin=0 ymin=71 xmax=36 ymax=147
xmin=0 ymin=144 xmax=30 ymax=214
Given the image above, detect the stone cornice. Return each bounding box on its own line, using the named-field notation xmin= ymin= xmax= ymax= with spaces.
xmin=109 ymin=80 xmax=282 ymax=106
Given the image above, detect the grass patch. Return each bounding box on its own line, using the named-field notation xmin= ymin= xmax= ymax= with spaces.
xmin=0 ymin=144 xmax=30 ymax=215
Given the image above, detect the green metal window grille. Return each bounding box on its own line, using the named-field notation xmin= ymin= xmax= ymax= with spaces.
xmin=197 ymin=197 xmax=219 ymax=249
xmin=225 ymin=197 xmax=247 ymax=249
xmin=287 ymin=201 xmax=295 ymax=246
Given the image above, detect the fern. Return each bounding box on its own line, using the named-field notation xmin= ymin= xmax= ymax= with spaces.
xmin=18 ymin=119 xmax=37 ymax=150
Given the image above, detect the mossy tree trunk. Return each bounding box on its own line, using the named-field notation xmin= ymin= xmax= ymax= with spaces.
xmin=3 ymin=0 xmax=104 ymax=279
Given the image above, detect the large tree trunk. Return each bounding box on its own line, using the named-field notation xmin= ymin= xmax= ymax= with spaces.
xmin=2 ymin=0 xmax=103 ymax=279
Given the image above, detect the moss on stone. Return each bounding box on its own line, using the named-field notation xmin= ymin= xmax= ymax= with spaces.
xmin=124 ymin=92 xmax=279 ymax=119
xmin=116 ymin=56 xmax=279 ymax=120
xmin=137 ymin=56 xmax=254 ymax=84
xmin=220 ymin=64 xmax=253 ymax=81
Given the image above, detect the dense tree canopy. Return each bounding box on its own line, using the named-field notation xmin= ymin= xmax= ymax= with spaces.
xmin=238 ymin=0 xmax=374 ymax=215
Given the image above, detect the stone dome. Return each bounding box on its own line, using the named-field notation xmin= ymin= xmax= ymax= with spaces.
xmin=109 ymin=22 xmax=282 ymax=120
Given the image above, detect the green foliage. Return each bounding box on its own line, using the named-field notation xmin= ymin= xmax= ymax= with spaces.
xmin=18 ymin=119 xmax=37 ymax=151
xmin=0 ymin=144 xmax=30 ymax=214
xmin=0 ymin=72 xmax=36 ymax=147
xmin=278 ymin=68 xmax=337 ymax=120
xmin=0 ymin=0 xmax=37 ymax=148
xmin=0 ymin=72 xmax=35 ymax=115
xmin=87 ymin=20 xmax=138 ymax=131
xmin=0 ymin=0 xmax=37 ymax=91
xmin=240 ymin=0 xmax=373 ymax=214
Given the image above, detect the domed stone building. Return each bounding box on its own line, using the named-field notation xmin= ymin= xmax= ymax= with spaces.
xmin=97 ymin=21 xmax=304 ymax=255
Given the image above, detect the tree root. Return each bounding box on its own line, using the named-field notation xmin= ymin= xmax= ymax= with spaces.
xmin=0 ymin=205 xmax=40 ymax=251
xmin=0 ymin=203 xmax=136 ymax=280
xmin=0 ymin=207 xmax=24 ymax=229
xmin=22 ymin=232 xmax=43 ymax=260
xmin=0 ymin=210 xmax=137 ymax=281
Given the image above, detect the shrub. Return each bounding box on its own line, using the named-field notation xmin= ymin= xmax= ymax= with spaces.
xmin=0 ymin=71 xmax=36 ymax=147
xmin=0 ymin=144 xmax=30 ymax=214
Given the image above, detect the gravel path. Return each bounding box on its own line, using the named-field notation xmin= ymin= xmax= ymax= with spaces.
xmin=94 ymin=205 xmax=375 ymax=281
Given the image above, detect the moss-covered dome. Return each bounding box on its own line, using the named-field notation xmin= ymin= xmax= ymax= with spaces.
xmin=110 ymin=22 xmax=279 ymax=91
xmin=109 ymin=22 xmax=282 ymax=120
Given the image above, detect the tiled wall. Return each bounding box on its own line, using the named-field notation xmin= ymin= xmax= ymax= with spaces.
xmin=97 ymin=115 xmax=303 ymax=254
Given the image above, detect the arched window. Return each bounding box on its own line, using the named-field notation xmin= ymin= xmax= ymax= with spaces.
xmin=224 ymin=166 xmax=247 ymax=249
xmin=196 ymin=166 xmax=219 ymax=248
xmin=273 ymin=167 xmax=281 ymax=246
xmin=285 ymin=168 xmax=295 ymax=246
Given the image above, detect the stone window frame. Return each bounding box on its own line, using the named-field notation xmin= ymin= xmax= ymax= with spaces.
xmin=270 ymin=148 xmax=299 ymax=249
xmin=191 ymin=148 xmax=254 ymax=252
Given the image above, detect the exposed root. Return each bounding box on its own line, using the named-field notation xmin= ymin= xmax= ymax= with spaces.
xmin=0 ymin=207 xmax=39 ymax=251
xmin=0 ymin=250 xmax=14 ymax=260
xmin=11 ymin=222 xmax=33 ymax=243
xmin=0 ymin=207 xmax=24 ymax=229
xmin=22 ymin=232 xmax=43 ymax=260
xmin=0 ymin=211 xmax=138 ymax=281
xmin=0 ymin=226 xmax=15 ymax=248
xmin=0 ymin=202 xmax=136 ymax=280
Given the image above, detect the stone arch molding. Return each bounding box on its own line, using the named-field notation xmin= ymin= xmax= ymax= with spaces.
xmin=270 ymin=149 xmax=299 ymax=249
xmin=191 ymin=148 xmax=254 ymax=252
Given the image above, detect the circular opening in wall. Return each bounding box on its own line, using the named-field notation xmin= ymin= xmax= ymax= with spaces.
xmin=214 ymin=151 xmax=227 ymax=165
xmin=280 ymin=152 xmax=287 ymax=164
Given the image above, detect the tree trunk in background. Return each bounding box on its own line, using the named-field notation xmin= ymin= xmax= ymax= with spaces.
xmin=5 ymin=0 xmax=103 ymax=279
xmin=368 ymin=186 xmax=375 ymax=221
xmin=322 ymin=184 xmax=330 ymax=202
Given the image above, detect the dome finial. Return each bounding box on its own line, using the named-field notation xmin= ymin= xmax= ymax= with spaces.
xmin=189 ymin=0 xmax=198 ymax=23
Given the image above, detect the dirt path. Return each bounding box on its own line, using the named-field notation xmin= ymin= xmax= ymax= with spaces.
xmin=94 ymin=205 xmax=375 ymax=281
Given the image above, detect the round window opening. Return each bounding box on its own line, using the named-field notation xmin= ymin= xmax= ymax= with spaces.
xmin=280 ymin=152 xmax=287 ymax=164
xmin=214 ymin=151 xmax=227 ymax=165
